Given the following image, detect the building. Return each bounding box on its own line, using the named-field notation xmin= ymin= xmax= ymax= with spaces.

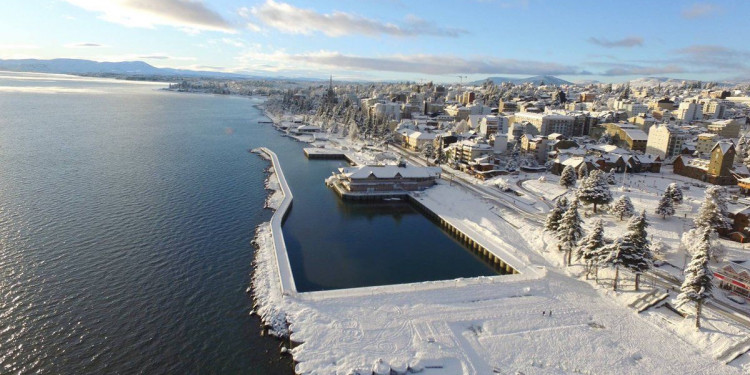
xmin=673 ymin=141 xmax=736 ymax=185
xmin=513 ymin=112 xmax=575 ymax=137
xmin=613 ymin=99 xmax=648 ymax=117
xmin=603 ymin=123 xmax=648 ymax=152
xmin=701 ymin=99 xmax=726 ymax=120
xmin=707 ymin=119 xmax=741 ymax=138
xmin=579 ymin=92 xmax=596 ymax=102
xmin=696 ymin=133 xmax=719 ymax=156
xmin=645 ymin=125 xmax=690 ymax=159
xmin=498 ymin=100 xmax=518 ymax=113
xmin=330 ymin=164 xmax=441 ymax=193
xmin=460 ymin=91 xmax=476 ymax=105
xmin=370 ymin=102 xmax=402 ymax=121
xmin=448 ymin=140 xmax=494 ymax=164
xmin=676 ymin=100 xmax=703 ymax=122
xmin=714 ymin=261 xmax=750 ymax=299
xmin=478 ymin=115 xmax=509 ymax=138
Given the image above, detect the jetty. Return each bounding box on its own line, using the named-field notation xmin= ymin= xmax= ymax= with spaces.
xmin=257 ymin=147 xmax=297 ymax=295
xmin=303 ymin=147 xmax=357 ymax=165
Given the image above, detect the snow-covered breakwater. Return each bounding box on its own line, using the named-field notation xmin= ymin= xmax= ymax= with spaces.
xmin=252 ymin=147 xmax=296 ymax=295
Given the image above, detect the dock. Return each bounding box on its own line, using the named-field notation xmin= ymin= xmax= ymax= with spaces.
xmin=303 ymin=148 xmax=357 ymax=165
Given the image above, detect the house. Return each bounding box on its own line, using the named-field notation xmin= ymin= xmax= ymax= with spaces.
xmin=714 ymin=261 xmax=750 ymax=300
xmin=673 ymin=141 xmax=737 ymax=185
xmin=550 ymin=156 xmax=598 ymax=176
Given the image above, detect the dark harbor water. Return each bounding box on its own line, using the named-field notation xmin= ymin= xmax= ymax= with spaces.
xmin=0 ymin=72 xmax=494 ymax=374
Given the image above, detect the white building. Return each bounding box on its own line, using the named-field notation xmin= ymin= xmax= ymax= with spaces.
xmin=676 ymin=100 xmax=703 ymax=123
xmin=645 ymin=124 xmax=690 ymax=159
xmin=513 ymin=112 xmax=575 ymax=137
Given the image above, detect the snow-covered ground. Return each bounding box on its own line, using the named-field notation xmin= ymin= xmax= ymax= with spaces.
xmin=255 ymin=109 xmax=750 ymax=374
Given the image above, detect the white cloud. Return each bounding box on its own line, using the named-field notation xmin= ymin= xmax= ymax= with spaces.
xmin=235 ymin=50 xmax=581 ymax=76
xmin=245 ymin=1 xmax=467 ymax=38
xmin=64 ymin=0 xmax=235 ymax=33
xmin=681 ymin=3 xmax=720 ymax=19
xmin=65 ymin=42 xmax=107 ymax=48
xmin=587 ymin=36 xmax=643 ymax=48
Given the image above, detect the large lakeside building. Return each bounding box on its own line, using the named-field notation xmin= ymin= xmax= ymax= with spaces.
xmin=330 ymin=164 xmax=441 ymax=193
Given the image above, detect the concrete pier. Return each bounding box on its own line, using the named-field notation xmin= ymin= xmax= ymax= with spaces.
xmin=303 ymin=148 xmax=357 ymax=165
xmin=258 ymin=147 xmax=298 ymax=295
xmin=408 ymin=196 xmax=519 ymax=275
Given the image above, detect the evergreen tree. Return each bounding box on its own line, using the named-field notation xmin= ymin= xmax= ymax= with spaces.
xmin=577 ymin=170 xmax=613 ymax=213
xmin=601 ymin=211 xmax=651 ymax=290
xmin=577 ymin=219 xmax=605 ymax=278
xmin=545 ymin=197 xmax=568 ymax=232
xmin=655 ymin=192 xmax=675 ymax=219
xmin=557 ymin=200 xmax=584 ymax=266
xmin=559 ymin=165 xmax=577 ymax=189
xmin=606 ymin=169 xmax=616 ymax=185
xmin=577 ymin=163 xmax=588 ymax=179
xmin=611 ymin=195 xmax=635 ymax=221
xmin=694 ymin=186 xmax=731 ymax=231
xmin=665 ymin=183 xmax=683 ymax=204
xmin=625 ymin=211 xmax=652 ymax=290
xmin=676 ymin=227 xmax=713 ymax=329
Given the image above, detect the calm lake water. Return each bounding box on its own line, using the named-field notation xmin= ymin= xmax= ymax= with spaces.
xmin=0 ymin=72 xmax=495 ymax=374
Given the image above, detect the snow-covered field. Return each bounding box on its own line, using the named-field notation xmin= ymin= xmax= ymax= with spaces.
xmin=254 ymin=110 xmax=750 ymax=374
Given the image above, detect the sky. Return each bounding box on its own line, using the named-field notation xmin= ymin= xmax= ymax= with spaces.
xmin=1 ymin=0 xmax=749 ymax=83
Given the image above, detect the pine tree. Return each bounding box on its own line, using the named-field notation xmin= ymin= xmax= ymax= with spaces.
xmin=601 ymin=211 xmax=652 ymax=290
xmin=600 ymin=236 xmax=632 ymax=291
xmin=606 ymin=169 xmax=616 ymax=185
xmin=694 ymin=186 xmax=731 ymax=231
xmin=577 ymin=170 xmax=613 ymax=214
xmin=577 ymin=163 xmax=588 ymax=179
xmin=655 ymin=192 xmax=675 ymax=219
xmin=577 ymin=219 xmax=605 ymax=278
xmin=676 ymin=227 xmax=713 ymax=329
xmin=545 ymin=197 xmax=568 ymax=232
xmin=665 ymin=183 xmax=683 ymax=204
xmin=611 ymin=195 xmax=635 ymax=221
xmin=558 ymin=199 xmax=584 ymax=266
xmin=559 ymin=165 xmax=576 ymax=189
xmin=625 ymin=211 xmax=652 ymax=290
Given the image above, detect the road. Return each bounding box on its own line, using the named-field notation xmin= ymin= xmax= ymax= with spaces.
xmin=389 ymin=142 xmax=750 ymax=329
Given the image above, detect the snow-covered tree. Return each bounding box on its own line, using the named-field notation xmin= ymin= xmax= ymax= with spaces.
xmin=625 ymin=211 xmax=652 ymax=290
xmin=665 ymin=183 xmax=683 ymax=204
xmin=676 ymin=227 xmax=714 ymax=329
xmin=577 ymin=163 xmax=588 ymax=179
xmin=694 ymin=186 xmax=731 ymax=231
xmin=606 ymin=169 xmax=616 ymax=185
xmin=681 ymin=228 xmax=725 ymax=262
xmin=347 ymin=120 xmax=359 ymax=141
xmin=577 ymin=170 xmax=613 ymax=213
xmin=655 ymin=192 xmax=675 ymax=219
xmin=611 ymin=195 xmax=635 ymax=221
xmin=577 ymin=219 xmax=605 ymax=278
xmin=558 ymin=199 xmax=584 ymax=266
xmin=559 ymin=165 xmax=576 ymax=189
xmin=545 ymin=197 xmax=568 ymax=232
xmin=601 ymin=211 xmax=652 ymax=290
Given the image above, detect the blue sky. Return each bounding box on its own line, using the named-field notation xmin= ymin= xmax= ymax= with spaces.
xmin=1 ymin=0 xmax=748 ymax=82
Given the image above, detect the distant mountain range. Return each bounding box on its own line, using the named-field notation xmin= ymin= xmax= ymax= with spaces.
xmin=0 ymin=58 xmax=266 ymax=80
xmin=470 ymin=75 xmax=572 ymax=86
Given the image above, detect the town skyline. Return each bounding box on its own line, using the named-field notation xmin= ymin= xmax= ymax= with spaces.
xmin=1 ymin=0 xmax=749 ymax=83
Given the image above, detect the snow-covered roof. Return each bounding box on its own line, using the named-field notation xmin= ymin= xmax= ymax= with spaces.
xmin=621 ymin=128 xmax=648 ymax=141
xmin=339 ymin=165 xmax=441 ymax=179
xmin=713 ymin=140 xmax=734 ymax=155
